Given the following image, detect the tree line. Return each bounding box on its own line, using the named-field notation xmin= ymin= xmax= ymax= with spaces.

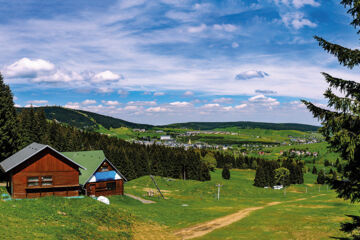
xmin=0 ymin=74 xmax=210 ymax=182
xmin=253 ymin=158 xmax=304 ymax=187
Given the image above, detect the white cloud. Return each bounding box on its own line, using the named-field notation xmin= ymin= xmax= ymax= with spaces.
xmin=64 ymin=102 xmax=80 ymax=109
xmin=92 ymin=70 xmax=122 ymax=83
xmin=82 ymin=99 xmax=97 ymax=105
xmin=118 ymin=89 xmax=129 ymax=97
xmin=213 ymin=24 xmax=237 ymax=32
xmin=124 ymin=105 xmax=141 ymax=111
xmin=223 ymin=106 xmax=233 ymax=111
xmin=292 ymin=0 xmax=320 ymax=8
xmin=146 ymin=106 xmax=169 ymax=112
xmin=101 ymin=100 xmax=120 ymax=106
xmin=97 ymin=87 xmax=114 ymax=93
xmin=213 ymin=97 xmax=232 ymax=103
xmin=13 ymin=96 xmax=18 ymax=101
xmin=183 ymin=90 xmax=194 ymax=96
xmin=14 ymin=104 xmax=21 ymax=107
xmin=169 ymin=101 xmax=192 ymax=107
xmin=232 ymin=42 xmax=239 ymax=48
xmin=235 ymin=70 xmax=269 ymax=80
xmin=154 ymin=92 xmax=165 ymax=96
xmin=127 ymin=101 xmax=156 ymax=106
xmin=281 ymin=12 xmax=317 ymax=30
xmin=4 ymin=58 xmax=55 ymax=78
xmin=27 ymin=100 xmax=48 ymax=105
xmin=203 ymin=103 xmax=220 ymax=108
xmin=33 ymin=70 xmax=84 ymax=83
xmin=249 ymin=94 xmax=280 ymax=107
xmin=235 ymin=104 xmax=247 ymax=109
xmin=188 ymin=24 xmax=207 ymax=33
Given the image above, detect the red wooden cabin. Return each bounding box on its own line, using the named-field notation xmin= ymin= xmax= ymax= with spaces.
xmin=0 ymin=143 xmax=85 ymax=199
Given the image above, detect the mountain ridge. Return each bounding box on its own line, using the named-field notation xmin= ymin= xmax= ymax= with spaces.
xmin=16 ymin=106 xmax=320 ymax=131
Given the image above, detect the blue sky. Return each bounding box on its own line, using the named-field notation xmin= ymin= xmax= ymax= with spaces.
xmin=1 ymin=0 xmax=358 ymax=125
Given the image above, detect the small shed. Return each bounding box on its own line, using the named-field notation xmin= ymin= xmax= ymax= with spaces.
xmin=0 ymin=143 xmax=85 ymax=198
xmin=62 ymin=151 xmax=127 ymax=197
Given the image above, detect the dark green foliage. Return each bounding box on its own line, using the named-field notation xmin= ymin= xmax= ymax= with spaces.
xmin=312 ymin=166 xmax=318 ymax=174
xmin=253 ymin=160 xmax=280 ymax=187
xmin=333 ymin=171 xmax=338 ymax=181
xmin=222 ymin=165 xmax=230 ymax=180
xmin=303 ymin=2 xmax=360 ymax=238
xmin=253 ymin=166 xmax=266 ymax=187
xmin=317 ymin=170 xmax=326 ymax=185
xmin=163 ymin=121 xmax=319 ymax=131
xmin=324 ymin=159 xmax=330 ymax=167
xmin=282 ymin=158 xmax=304 ymax=184
xmin=8 ymin=107 xmax=211 ymax=182
xmin=214 ymin=152 xmax=262 ymax=170
xmin=77 ymin=109 xmax=151 ymax=130
xmin=253 ymin=158 xmax=304 ymax=187
xmin=0 ymin=73 xmax=21 ymax=161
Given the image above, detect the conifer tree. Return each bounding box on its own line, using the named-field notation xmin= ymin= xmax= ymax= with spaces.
xmin=302 ymin=1 xmax=360 ymax=238
xmin=222 ymin=164 xmax=230 ymax=180
xmin=254 ymin=166 xmax=266 ymax=187
xmin=316 ymin=170 xmax=326 ymax=185
xmin=0 ymin=73 xmax=21 ymax=160
xmin=312 ymin=166 xmax=318 ymax=175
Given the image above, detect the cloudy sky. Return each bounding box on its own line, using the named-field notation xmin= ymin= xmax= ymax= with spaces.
xmin=1 ymin=0 xmax=358 ymax=125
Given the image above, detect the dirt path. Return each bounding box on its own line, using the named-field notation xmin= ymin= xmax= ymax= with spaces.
xmin=174 ymin=201 xmax=281 ymax=239
xmin=125 ymin=193 xmax=156 ymax=204
xmin=175 ymin=195 xmax=325 ymax=239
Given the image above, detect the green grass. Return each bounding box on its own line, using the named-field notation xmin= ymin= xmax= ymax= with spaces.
xmin=108 ymin=169 xmax=357 ymax=239
xmin=0 ymin=195 xmax=134 ymax=239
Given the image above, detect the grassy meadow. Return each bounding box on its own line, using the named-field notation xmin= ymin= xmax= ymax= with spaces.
xmin=0 ymin=169 xmax=355 ymax=239
xmin=110 ymin=169 xmax=357 ymax=239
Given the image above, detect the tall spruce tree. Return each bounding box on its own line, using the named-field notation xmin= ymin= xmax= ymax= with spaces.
xmin=302 ymin=1 xmax=360 ymax=238
xmin=0 ymin=73 xmax=21 ymax=161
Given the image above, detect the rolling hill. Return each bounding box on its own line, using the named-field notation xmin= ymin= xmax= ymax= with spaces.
xmin=16 ymin=106 xmax=320 ymax=132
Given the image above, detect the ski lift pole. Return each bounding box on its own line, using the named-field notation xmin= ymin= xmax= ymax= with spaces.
xmin=150 ymin=175 xmax=165 ymax=200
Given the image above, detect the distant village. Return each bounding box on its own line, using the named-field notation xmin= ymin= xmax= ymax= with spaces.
xmin=131 ymin=129 xmax=323 ymax=152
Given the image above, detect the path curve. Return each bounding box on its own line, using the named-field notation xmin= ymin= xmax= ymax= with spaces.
xmin=125 ymin=193 xmax=156 ymax=204
xmin=175 ymin=195 xmax=325 ymax=239
xmin=174 ymin=201 xmax=281 ymax=239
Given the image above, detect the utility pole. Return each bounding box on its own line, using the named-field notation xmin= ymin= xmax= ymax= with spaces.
xmin=215 ymin=184 xmax=223 ymax=200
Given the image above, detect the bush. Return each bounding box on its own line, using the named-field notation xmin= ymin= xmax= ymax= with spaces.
xmin=222 ymin=165 xmax=230 ymax=180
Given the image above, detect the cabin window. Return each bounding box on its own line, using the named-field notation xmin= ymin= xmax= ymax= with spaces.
xmin=106 ymin=182 xmax=116 ymax=191
xmin=27 ymin=177 xmax=39 ymax=187
xmin=100 ymin=166 xmax=109 ymax=172
xmin=41 ymin=176 xmax=53 ymax=186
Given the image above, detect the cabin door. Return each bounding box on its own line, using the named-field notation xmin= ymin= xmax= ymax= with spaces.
xmin=89 ymin=184 xmax=96 ymax=196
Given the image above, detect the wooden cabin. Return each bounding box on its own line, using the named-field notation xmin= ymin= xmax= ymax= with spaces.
xmin=0 ymin=143 xmax=85 ymax=199
xmin=62 ymin=151 xmax=127 ymax=197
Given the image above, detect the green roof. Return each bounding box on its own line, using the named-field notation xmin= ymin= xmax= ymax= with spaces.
xmin=62 ymin=150 xmax=105 ymax=185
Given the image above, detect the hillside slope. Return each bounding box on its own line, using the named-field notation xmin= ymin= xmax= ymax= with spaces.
xmin=17 ymin=106 xmax=319 ymax=132
xmin=162 ymin=121 xmax=319 ymax=131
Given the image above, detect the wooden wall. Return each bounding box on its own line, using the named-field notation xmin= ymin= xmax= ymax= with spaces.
xmin=85 ymin=160 xmax=124 ymax=196
xmin=11 ymin=148 xmax=80 ymax=198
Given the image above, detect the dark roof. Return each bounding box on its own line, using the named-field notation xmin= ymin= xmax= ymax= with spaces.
xmin=0 ymin=142 xmax=86 ymax=173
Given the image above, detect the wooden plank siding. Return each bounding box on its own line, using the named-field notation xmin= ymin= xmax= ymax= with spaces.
xmin=85 ymin=160 xmax=124 ymax=196
xmin=10 ymin=148 xmax=80 ymax=198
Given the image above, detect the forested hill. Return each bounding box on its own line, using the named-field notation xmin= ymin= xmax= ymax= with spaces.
xmin=161 ymin=121 xmax=319 ymax=131
xmin=16 ymin=106 xmax=152 ymax=130
xmin=16 ymin=106 xmax=319 ymax=131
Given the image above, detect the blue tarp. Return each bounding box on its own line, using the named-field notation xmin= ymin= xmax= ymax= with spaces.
xmin=94 ymin=170 xmax=117 ymax=182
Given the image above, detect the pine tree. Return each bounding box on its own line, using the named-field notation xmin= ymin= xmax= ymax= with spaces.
xmin=222 ymin=164 xmax=230 ymax=180
xmin=254 ymin=166 xmax=266 ymax=187
xmin=302 ymin=1 xmax=360 ymax=238
xmin=312 ymin=166 xmax=318 ymax=175
xmin=0 ymin=73 xmax=21 ymax=161
xmin=316 ymin=170 xmax=326 ymax=185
